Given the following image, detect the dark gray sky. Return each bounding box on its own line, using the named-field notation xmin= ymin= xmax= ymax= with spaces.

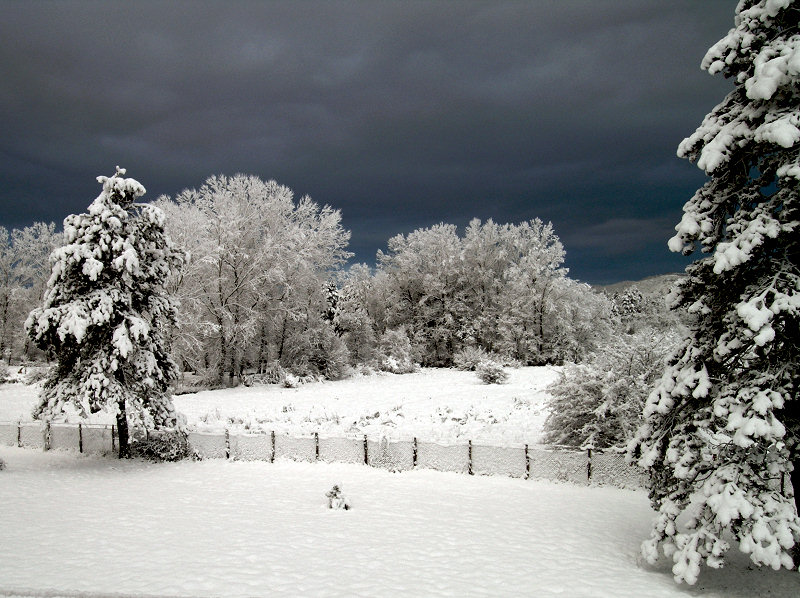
xmin=1 ymin=1 xmax=735 ymax=284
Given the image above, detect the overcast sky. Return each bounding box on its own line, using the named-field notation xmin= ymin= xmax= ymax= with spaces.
xmin=1 ymin=1 xmax=736 ymax=284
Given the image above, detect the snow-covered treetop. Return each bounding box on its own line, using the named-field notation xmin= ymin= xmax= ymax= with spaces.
xmin=91 ymin=166 xmax=146 ymax=212
xmin=678 ymin=0 xmax=799 ymax=175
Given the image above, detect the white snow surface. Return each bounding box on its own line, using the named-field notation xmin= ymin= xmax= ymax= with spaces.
xmin=2 ymin=448 xmax=799 ymax=598
xmin=0 ymin=367 xmax=560 ymax=445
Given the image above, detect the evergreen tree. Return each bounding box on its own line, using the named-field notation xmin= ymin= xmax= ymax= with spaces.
xmin=26 ymin=168 xmax=184 ymax=458
xmin=631 ymin=1 xmax=800 ymax=584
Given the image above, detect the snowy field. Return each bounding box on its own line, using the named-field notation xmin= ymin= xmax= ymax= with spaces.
xmin=0 ymin=367 xmax=560 ymax=445
xmin=2 ymin=447 xmax=799 ymax=598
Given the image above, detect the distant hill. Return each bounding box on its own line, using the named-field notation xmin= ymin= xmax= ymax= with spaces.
xmin=594 ymin=273 xmax=684 ymax=297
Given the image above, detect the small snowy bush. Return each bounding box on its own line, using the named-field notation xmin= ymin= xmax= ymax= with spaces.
xmin=132 ymin=430 xmax=194 ymax=462
xmin=377 ymin=328 xmax=417 ymax=374
xmin=326 ymin=484 xmax=350 ymax=510
xmin=23 ymin=365 xmax=51 ymax=385
xmin=453 ymin=346 xmax=489 ymax=371
xmin=0 ymin=457 xmax=5 ymax=471
xmin=250 ymin=362 xmax=288 ymax=385
xmin=283 ymin=321 xmax=351 ymax=381
xmin=281 ymin=372 xmax=300 ymax=388
xmin=476 ymin=360 xmax=508 ymax=384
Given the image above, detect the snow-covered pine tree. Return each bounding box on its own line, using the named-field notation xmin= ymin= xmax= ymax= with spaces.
xmin=26 ymin=167 xmax=184 ymax=458
xmin=630 ymin=1 xmax=800 ymax=585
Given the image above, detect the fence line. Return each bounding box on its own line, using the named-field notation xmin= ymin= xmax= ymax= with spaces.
xmin=0 ymin=421 xmax=646 ymax=489
xmin=0 ymin=421 xmax=117 ymax=455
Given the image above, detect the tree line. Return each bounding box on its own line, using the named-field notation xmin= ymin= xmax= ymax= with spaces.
xmin=136 ymin=173 xmax=621 ymax=386
xmin=5 ymin=173 xmax=671 ymax=393
xmin=155 ymin=176 xmax=633 ymax=384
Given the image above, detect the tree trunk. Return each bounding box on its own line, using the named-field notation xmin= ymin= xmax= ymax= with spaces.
xmin=277 ymin=314 xmax=288 ymax=360
xmin=218 ymin=325 xmax=228 ymax=385
xmin=116 ymin=400 xmax=130 ymax=459
xmin=258 ymin=322 xmax=269 ymax=373
xmin=791 ymin=458 xmax=800 ymax=519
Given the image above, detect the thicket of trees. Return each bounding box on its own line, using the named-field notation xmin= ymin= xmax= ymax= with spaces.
xmin=154 ymin=174 xmax=352 ymax=385
xmin=157 ymin=184 xmax=618 ymax=382
xmin=13 ymin=172 xmax=686 ymax=478
xmin=0 ymin=222 xmax=61 ymax=364
xmin=347 ymin=218 xmax=611 ymax=368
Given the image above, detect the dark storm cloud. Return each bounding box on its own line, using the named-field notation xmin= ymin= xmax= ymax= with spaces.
xmin=0 ymin=0 xmax=734 ymax=284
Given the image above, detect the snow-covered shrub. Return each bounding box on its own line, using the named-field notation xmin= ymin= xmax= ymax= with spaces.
xmin=281 ymin=372 xmax=300 ymax=388
xmin=542 ymin=364 xmax=628 ymax=449
xmin=284 ymin=321 xmax=351 ymax=381
xmin=453 ymin=346 xmax=489 ymax=371
xmin=544 ymin=328 xmax=677 ymax=449
xmin=542 ymin=364 xmax=600 ymax=447
xmin=23 ymin=365 xmax=50 ymax=385
xmin=377 ymin=327 xmax=417 ymax=374
xmin=352 ymin=362 xmax=376 ymax=376
xmin=0 ymin=456 xmax=5 ymax=470
xmin=132 ymin=430 xmax=194 ymax=462
xmin=174 ymin=369 xmax=219 ymax=394
xmin=476 ymin=360 xmax=508 ymax=384
xmin=326 ymin=484 xmax=350 ymax=510
xmin=257 ymin=362 xmax=286 ymax=385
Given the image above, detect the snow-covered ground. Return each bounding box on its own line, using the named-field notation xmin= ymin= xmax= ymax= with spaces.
xmin=0 ymin=367 xmax=561 ymax=445
xmin=2 ymin=447 xmax=798 ymax=598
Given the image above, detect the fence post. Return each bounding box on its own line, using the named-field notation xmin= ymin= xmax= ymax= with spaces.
xmin=413 ymin=437 xmax=418 ymax=469
xmin=111 ymin=425 xmax=116 ymax=454
xmin=315 ymin=432 xmax=319 ymax=461
xmin=17 ymin=421 xmax=21 ymax=447
xmin=225 ymin=429 xmax=230 ymax=460
xmin=525 ymin=444 xmax=530 ymax=480
xmin=587 ymin=448 xmax=593 ymax=483
xmin=44 ymin=421 xmax=51 ymax=451
xmin=363 ymin=435 xmax=368 ymax=465
xmin=78 ymin=423 xmax=83 ymax=453
xmin=468 ymin=439 xmax=473 ymax=475
xmin=270 ymin=430 xmax=276 ymax=463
